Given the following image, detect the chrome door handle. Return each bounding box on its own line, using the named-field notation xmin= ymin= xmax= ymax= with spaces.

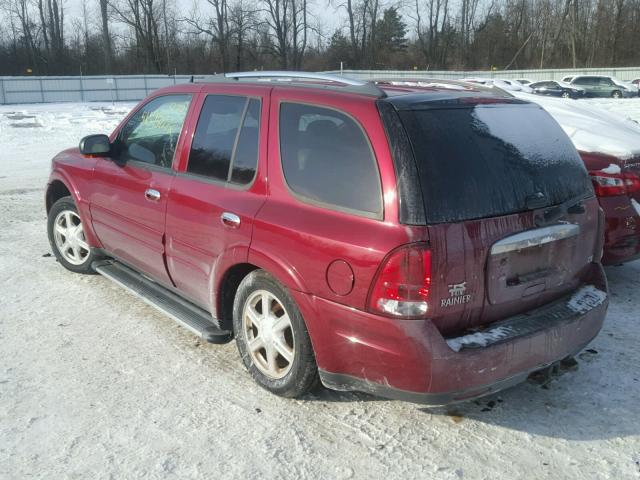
xmin=145 ymin=188 xmax=161 ymax=201
xmin=221 ymin=212 xmax=241 ymax=228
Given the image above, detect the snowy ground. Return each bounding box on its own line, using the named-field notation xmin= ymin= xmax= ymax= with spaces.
xmin=1 ymin=100 xmax=639 ymax=479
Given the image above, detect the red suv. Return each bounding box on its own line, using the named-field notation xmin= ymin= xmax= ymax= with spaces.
xmin=45 ymin=72 xmax=608 ymax=404
xmin=580 ymin=152 xmax=640 ymax=264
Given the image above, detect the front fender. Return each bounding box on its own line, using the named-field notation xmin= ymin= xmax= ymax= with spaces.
xmin=48 ymin=162 xmax=102 ymax=248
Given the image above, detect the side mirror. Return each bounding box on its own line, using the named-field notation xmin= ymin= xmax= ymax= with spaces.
xmin=79 ymin=134 xmax=111 ymax=155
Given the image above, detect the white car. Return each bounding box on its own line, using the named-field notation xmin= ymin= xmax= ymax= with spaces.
xmin=461 ymin=78 xmax=533 ymax=93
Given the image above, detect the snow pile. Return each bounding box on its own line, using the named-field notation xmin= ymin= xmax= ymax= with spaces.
xmin=567 ymin=285 xmax=608 ymax=314
xmin=446 ymin=325 xmax=514 ymax=352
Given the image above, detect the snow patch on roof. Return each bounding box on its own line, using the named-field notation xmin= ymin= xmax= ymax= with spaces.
xmin=512 ymin=92 xmax=640 ymax=159
xmin=601 ymin=164 xmax=622 ymax=174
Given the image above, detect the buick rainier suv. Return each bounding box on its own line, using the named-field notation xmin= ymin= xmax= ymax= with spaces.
xmin=45 ymin=72 xmax=608 ymax=404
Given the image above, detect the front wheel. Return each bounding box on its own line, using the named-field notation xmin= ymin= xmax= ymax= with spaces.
xmin=561 ymin=91 xmax=571 ymax=99
xmin=47 ymin=196 xmax=98 ymax=274
xmin=612 ymin=90 xmax=622 ymax=98
xmin=233 ymin=270 xmax=318 ymax=398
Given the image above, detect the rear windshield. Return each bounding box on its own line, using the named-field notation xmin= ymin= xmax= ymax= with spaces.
xmin=398 ymin=103 xmax=593 ymax=224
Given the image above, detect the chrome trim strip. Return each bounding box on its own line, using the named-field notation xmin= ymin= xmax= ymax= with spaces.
xmin=490 ymin=224 xmax=580 ymax=255
xmin=225 ymin=71 xmax=367 ymax=86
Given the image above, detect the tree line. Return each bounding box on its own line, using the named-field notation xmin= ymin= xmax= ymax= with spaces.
xmin=1 ymin=0 xmax=640 ymax=76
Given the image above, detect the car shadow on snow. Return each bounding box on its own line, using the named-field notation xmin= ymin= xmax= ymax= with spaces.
xmin=307 ymin=261 xmax=640 ymax=441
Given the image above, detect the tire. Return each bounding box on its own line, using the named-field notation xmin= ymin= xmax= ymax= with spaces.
xmin=47 ymin=196 xmax=99 ymax=274
xmin=612 ymin=90 xmax=622 ymax=98
xmin=233 ymin=270 xmax=319 ymax=398
xmin=561 ymin=91 xmax=571 ymax=99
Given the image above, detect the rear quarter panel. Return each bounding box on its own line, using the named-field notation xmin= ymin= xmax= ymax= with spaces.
xmin=249 ymin=88 xmax=423 ymax=309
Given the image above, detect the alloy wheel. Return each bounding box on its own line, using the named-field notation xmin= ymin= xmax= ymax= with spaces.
xmin=53 ymin=210 xmax=90 ymax=265
xmin=242 ymin=289 xmax=295 ymax=379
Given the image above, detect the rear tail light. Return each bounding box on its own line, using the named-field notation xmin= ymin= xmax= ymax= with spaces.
xmin=625 ymin=172 xmax=640 ymax=194
xmin=368 ymin=243 xmax=431 ymax=318
xmin=589 ymin=171 xmax=640 ymax=197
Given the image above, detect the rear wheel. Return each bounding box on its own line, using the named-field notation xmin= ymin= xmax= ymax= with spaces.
xmin=233 ymin=270 xmax=318 ymax=397
xmin=612 ymin=90 xmax=622 ymax=98
xmin=47 ymin=196 xmax=98 ymax=274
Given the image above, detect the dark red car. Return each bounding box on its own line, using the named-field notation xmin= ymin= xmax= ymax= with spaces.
xmin=581 ymin=152 xmax=640 ymax=264
xmin=45 ymin=72 xmax=608 ymax=404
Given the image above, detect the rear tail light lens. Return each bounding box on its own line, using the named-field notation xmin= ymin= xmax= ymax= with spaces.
xmin=589 ymin=172 xmax=627 ymax=196
xmin=368 ymin=244 xmax=431 ymax=318
xmin=589 ymin=171 xmax=640 ymax=197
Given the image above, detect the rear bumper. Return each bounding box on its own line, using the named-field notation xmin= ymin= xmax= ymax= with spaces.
xmin=295 ymin=263 xmax=608 ymax=405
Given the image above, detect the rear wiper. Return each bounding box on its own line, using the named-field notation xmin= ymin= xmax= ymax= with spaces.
xmin=535 ymin=193 xmax=587 ymax=226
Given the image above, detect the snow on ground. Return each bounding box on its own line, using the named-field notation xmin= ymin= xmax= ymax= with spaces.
xmin=1 ymin=101 xmax=639 ymax=479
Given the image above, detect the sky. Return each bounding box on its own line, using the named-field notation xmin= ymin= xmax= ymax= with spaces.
xmin=64 ymin=0 xmax=344 ymax=41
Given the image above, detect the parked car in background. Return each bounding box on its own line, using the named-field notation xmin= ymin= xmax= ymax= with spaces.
xmin=568 ymin=75 xmax=636 ymax=98
xmin=512 ymin=92 xmax=640 ymax=264
xmin=530 ymin=80 xmax=585 ymax=99
xmin=45 ymin=72 xmax=608 ymax=405
xmin=562 ymin=75 xmax=575 ymax=83
xmin=461 ymin=78 xmax=533 ymax=92
xmin=516 ymin=78 xmax=532 ymax=85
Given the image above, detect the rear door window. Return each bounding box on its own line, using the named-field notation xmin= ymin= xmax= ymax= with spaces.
xmin=188 ymin=95 xmax=260 ymax=185
xmin=398 ymin=103 xmax=593 ymax=224
xmin=279 ymin=103 xmax=382 ymax=217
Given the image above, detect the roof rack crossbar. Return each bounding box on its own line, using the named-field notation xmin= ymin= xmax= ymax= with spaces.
xmin=224 ymin=70 xmax=367 ymax=86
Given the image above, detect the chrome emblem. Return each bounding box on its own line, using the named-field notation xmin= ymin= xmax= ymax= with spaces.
xmin=441 ymin=281 xmax=472 ymax=308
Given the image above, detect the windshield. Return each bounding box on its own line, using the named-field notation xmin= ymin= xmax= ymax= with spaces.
xmin=398 ymin=103 xmax=593 ymax=224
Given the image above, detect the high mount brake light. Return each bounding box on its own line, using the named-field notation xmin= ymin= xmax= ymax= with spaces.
xmin=368 ymin=244 xmax=431 ymax=318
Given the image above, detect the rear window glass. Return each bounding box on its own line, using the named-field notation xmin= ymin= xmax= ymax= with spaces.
xmin=398 ymin=104 xmax=592 ymax=224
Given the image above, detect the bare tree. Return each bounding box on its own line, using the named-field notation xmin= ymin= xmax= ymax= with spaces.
xmin=182 ymin=0 xmax=232 ymax=72
xmin=109 ymin=0 xmax=166 ymax=72
xmin=99 ymin=0 xmax=113 ymax=72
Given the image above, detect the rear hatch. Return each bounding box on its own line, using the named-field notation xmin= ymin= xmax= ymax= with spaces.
xmin=391 ymin=97 xmax=599 ymax=335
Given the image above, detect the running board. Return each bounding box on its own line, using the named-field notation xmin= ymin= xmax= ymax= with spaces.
xmin=93 ymin=260 xmax=232 ymax=344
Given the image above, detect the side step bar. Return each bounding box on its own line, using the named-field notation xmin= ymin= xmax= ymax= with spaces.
xmin=93 ymin=260 xmax=232 ymax=344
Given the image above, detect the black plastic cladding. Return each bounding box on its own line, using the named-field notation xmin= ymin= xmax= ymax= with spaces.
xmin=376 ymin=99 xmax=427 ymax=225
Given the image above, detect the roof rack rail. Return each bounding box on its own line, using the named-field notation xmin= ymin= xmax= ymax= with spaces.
xmin=196 ymin=71 xmax=386 ymax=98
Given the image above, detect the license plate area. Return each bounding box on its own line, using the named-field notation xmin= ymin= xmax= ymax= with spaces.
xmin=486 ymin=224 xmax=580 ymax=305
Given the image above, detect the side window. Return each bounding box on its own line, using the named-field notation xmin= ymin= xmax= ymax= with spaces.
xmin=279 ymin=103 xmax=382 ymax=217
xmin=116 ymin=95 xmax=191 ymax=168
xmin=188 ymin=95 xmax=260 ymax=185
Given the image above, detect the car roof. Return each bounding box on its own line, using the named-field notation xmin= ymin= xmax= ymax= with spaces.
xmin=373 ymin=79 xmax=526 ymax=109
xmin=152 ymin=73 xmax=516 ymax=107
